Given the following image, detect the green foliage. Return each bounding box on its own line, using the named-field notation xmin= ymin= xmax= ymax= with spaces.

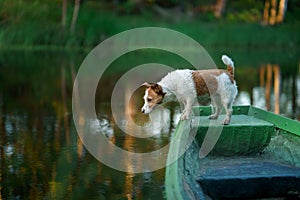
xmin=0 ymin=0 xmax=64 ymax=47
xmin=285 ymin=0 xmax=300 ymax=22
xmin=225 ymin=0 xmax=264 ymax=23
xmin=0 ymin=0 xmax=300 ymax=49
xmin=226 ymin=8 xmax=262 ymax=23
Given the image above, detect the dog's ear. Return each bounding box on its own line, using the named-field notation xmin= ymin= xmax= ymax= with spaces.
xmin=151 ymin=83 xmax=165 ymax=95
xmin=141 ymin=82 xmax=151 ymax=88
xmin=151 ymin=83 xmax=160 ymax=90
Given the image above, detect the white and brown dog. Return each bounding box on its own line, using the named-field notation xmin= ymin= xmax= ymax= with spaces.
xmin=141 ymin=55 xmax=238 ymax=125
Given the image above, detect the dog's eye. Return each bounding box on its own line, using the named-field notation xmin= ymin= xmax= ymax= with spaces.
xmin=147 ymin=98 xmax=152 ymax=102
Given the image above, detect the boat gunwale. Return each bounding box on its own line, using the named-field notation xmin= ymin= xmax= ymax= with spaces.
xmin=192 ymin=105 xmax=300 ymax=137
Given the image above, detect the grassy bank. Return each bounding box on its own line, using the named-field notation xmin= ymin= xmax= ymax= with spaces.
xmin=0 ymin=3 xmax=300 ymax=50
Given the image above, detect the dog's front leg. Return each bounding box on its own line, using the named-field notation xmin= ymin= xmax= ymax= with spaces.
xmin=180 ymin=98 xmax=195 ymax=120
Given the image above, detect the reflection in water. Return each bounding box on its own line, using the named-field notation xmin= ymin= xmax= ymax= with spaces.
xmin=258 ymin=64 xmax=281 ymax=114
xmin=252 ymin=63 xmax=300 ymax=119
xmin=144 ymin=107 xmax=172 ymax=137
xmin=234 ymin=91 xmax=251 ymax=105
xmin=90 ymin=117 xmax=114 ymax=138
xmin=123 ymin=132 xmax=135 ymax=200
xmin=0 ymin=52 xmax=299 ymax=199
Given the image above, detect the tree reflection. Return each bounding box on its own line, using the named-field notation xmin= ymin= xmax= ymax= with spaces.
xmin=255 ymin=62 xmax=299 ymax=119
xmin=259 ymin=64 xmax=280 ymax=114
xmin=0 ymin=52 xmax=299 ymax=199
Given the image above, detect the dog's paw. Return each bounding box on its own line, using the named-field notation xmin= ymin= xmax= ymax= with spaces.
xmin=180 ymin=114 xmax=189 ymax=120
xmin=209 ymin=114 xmax=218 ymax=120
xmin=221 ymin=119 xmax=230 ymax=125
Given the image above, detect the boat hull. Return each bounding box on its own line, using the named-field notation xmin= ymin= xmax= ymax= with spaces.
xmin=165 ymin=106 xmax=300 ymax=200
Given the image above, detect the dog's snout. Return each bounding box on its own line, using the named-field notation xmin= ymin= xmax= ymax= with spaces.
xmin=141 ymin=108 xmax=145 ymax=113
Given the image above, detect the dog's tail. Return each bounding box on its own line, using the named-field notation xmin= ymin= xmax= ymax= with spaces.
xmin=222 ymin=55 xmax=234 ymax=76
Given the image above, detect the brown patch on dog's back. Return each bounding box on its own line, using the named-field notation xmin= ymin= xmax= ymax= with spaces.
xmin=192 ymin=69 xmax=234 ymax=96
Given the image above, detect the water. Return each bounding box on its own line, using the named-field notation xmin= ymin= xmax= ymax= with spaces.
xmin=0 ymin=49 xmax=299 ymax=199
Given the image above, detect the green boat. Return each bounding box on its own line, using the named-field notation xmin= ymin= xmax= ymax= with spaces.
xmin=165 ymin=106 xmax=300 ymax=200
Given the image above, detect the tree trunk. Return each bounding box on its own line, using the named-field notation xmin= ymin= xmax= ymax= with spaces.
xmin=263 ymin=0 xmax=287 ymax=25
xmin=214 ymin=0 xmax=226 ymax=18
xmin=263 ymin=0 xmax=270 ymax=25
xmin=70 ymin=0 xmax=80 ymax=34
xmin=269 ymin=0 xmax=278 ymax=25
xmin=62 ymin=0 xmax=68 ymax=31
xmin=276 ymin=0 xmax=288 ymax=23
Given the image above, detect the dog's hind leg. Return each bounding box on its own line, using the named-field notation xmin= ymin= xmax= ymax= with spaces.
xmin=221 ymin=84 xmax=237 ymax=125
xmin=221 ymin=100 xmax=233 ymax=125
xmin=209 ymin=95 xmax=222 ymax=120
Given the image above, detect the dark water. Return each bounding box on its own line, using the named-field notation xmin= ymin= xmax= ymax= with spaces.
xmin=0 ymin=49 xmax=299 ymax=199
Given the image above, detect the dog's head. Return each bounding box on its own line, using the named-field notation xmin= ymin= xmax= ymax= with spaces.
xmin=141 ymin=82 xmax=165 ymax=114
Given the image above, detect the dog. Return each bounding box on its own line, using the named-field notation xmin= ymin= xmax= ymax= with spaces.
xmin=141 ymin=55 xmax=238 ymax=125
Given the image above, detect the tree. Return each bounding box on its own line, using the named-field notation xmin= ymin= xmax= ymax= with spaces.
xmin=62 ymin=0 xmax=67 ymax=31
xmin=276 ymin=0 xmax=288 ymax=23
xmin=70 ymin=0 xmax=81 ymax=34
xmin=214 ymin=0 xmax=227 ymax=18
xmin=193 ymin=0 xmax=227 ymax=18
xmin=263 ymin=0 xmax=288 ymax=25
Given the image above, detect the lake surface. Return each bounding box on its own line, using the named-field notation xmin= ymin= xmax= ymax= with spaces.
xmin=1 ymin=49 xmax=299 ymax=199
